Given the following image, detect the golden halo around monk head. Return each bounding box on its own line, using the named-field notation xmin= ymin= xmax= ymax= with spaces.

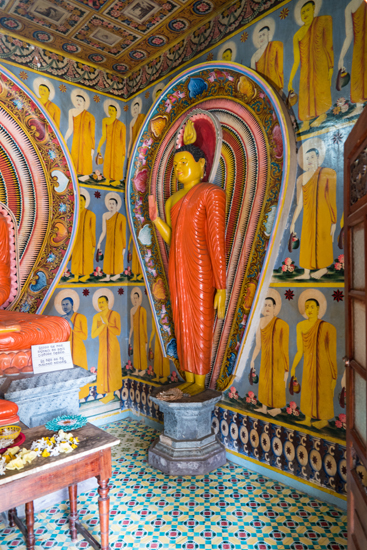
xmin=93 ymin=288 xmax=115 ymax=311
xmin=252 ymin=17 xmax=276 ymax=48
xmin=131 ymin=96 xmax=142 ymax=115
xmin=105 ymin=191 xmax=122 ymax=211
xmin=70 ymin=88 xmax=90 ymax=111
xmin=294 ymin=0 xmax=322 ymax=26
xmin=218 ymin=41 xmax=237 ymax=62
xmin=79 ymin=187 xmax=90 ymax=208
xmin=54 ymin=289 xmax=80 ymax=315
xmin=262 ymin=288 xmax=282 ymax=317
xmin=131 ymin=286 xmax=143 ymax=306
xmin=298 ymin=289 xmax=327 ymax=319
xmin=297 ymin=137 xmax=326 ymax=171
xmin=33 ymin=77 xmax=56 ymax=101
xmin=103 ymin=98 xmax=121 ymax=119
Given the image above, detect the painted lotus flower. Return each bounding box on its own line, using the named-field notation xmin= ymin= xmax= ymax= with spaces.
xmin=133 ymin=168 xmax=148 ymax=193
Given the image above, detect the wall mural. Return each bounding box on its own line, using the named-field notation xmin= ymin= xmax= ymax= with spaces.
xmin=0 ymin=0 xmax=364 ymax=500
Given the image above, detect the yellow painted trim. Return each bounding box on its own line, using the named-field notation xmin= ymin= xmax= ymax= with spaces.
xmin=218 ymin=403 xmax=346 ymax=446
xmin=128 ymin=376 xmax=162 ymax=387
xmin=91 ymin=409 xmax=128 ymax=421
xmin=0 ymin=58 xmax=126 ymax=101
xmin=226 ymin=447 xmax=347 ymax=501
xmin=270 ymin=282 xmax=345 ymax=288
xmin=78 ymin=182 xmax=125 ymax=192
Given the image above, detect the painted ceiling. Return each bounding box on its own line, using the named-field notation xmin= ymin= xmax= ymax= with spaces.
xmin=0 ymin=0 xmax=236 ymax=76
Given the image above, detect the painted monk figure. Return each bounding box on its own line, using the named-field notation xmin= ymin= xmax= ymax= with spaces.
xmin=127 ymin=100 xmax=145 ymax=158
xmin=291 ymin=297 xmax=337 ymax=430
xmin=61 ymin=296 xmax=89 ymax=399
xmin=288 ymin=1 xmax=333 ymax=132
xmin=290 ymin=146 xmax=337 ymax=280
xmin=129 ymin=289 xmax=147 ymax=376
xmin=97 ymin=196 xmax=126 ymax=282
xmin=150 ymin=318 xmax=170 ymax=383
xmin=70 ymin=193 xmax=96 ymax=283
xmin=149 ymin=119 xmax=226 ymax=395
xmin=339 ymin=0 xmax=367 ymax=118
xmin=128 ymin=234 xmax=143 ymax=281
xmin=38 ymin=84 xmax=61 ymax=129
xmin=92 ymin=295 xmax=122 ymax=399
xmin=64 ymin=92 xmax=95 ymax=176
xmin=251 ymin=24 xmax=283 ymax=91
xmin=250 ymin=295 xmax=289 ymax=416
xmin=97 ymin=103 xmax=126 ymax=187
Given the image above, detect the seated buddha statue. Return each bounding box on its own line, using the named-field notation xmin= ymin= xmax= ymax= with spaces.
xmin=0 ymin=210 xmax=70 ymax=375
xmin=149 ymin=119 xmax=226 ymax=396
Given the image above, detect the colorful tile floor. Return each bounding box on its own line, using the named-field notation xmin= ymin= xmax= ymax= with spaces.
xmin=0 ymin=419 xmax=348 ymax=549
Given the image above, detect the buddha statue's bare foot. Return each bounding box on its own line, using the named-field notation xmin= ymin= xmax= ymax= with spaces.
xmin=177 ymin=381 xmax=194 ymax=392
xmin=310 ymin=113 xmax=327 ymax=128
xmin=313 ymin=419 xmax=329 ymax=430
xmin=185 ymin=383 xmax=205 ymax=396
xmin=311 ymin=268 xmax=328 ymax=280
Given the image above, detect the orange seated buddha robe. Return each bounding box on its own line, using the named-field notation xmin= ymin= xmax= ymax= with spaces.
xmin=168 ymin=182 xmax=226 ymax=376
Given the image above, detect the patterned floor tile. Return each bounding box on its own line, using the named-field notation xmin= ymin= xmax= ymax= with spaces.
xmin=0 ymin=419 xmax=348 ymax=549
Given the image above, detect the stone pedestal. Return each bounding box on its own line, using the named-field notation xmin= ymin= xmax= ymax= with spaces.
xmin=0 ymin=367 xmax=96 ymax=427
xmin=148 ymin=385 xmax=226 ymax=476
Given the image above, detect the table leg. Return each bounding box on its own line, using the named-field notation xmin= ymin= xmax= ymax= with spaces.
xmin=97 ymin=475 xmax=110 ymax=550
xmin=8 ymin=508 xmax=16 ymax=527
xmin=68 ymin=484 xmax=78 ymax=542
xmin=25 ymin=501 xmax=35 ymax=550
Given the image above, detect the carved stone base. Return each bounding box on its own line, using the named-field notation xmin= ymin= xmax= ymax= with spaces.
xmin=148 ymin=385 xmax=226 ymax=476
xmin=0 ymin=367 xmax=96 ymax=427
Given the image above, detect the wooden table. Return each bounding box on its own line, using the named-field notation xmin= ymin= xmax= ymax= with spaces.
xmin=0 ymin=422 xmax=119 ymax=549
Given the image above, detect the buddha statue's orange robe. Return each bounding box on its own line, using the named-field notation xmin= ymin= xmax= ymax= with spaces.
xmin=351 ymin=2 xmax=367 ymax=105
xmin=45 ymin=100 xmax=61 ymax=129
xmin=71 ymin=110 xmax=95 ymax=176
xmin=299 ymin=16 xmax=333 ymax=121
xmin=256 ymin=41 xmax=284 ymax=91
xmin=0 ymin=311 xmax=70 ymax=350
xmin=168 ymin=183 xmax=226 ymax=376
xmin=0 ymin=215 xmax=11 ymax=307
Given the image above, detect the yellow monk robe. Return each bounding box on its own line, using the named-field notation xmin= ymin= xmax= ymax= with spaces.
xmin=351 ymin=2 xmax=367 ymax=104
xmin=71 ymin=110 xmax=95 ymax=176
xmin=298 ymin=16 xmax=333 ymax=121
xmin=104 ymin=119 xmax=126 ymax=181
xmin=133 ymin=306 xmax=147 ymax=371
xmin=151 ymin=321 xmax=170 ymax=379
xmin=103 ymin=212 xmax=126 ymax=275
xmin=299 ymin=167 xmax=337 ymax=270
xmin=69 ymin=312 xmax=89 ymax=399
xmin=95 ymin=310 xmax=122 ymax=394
xmin=132 ymin=244 xmax=142 ymax=277
xmin=45 ymin=100 xmax=61 ymax=129
xmin=256 ymin=41 xmax=284 ymax=91
xmin=258 ymin=317 xmax=289 ymax=408
xmin=300 ymin=319 xmax=337 ymax=420
xmin=131 ymin=114 xmax=145 ymax=148
xmin=71 ymin=208 xmax=96 ymax=277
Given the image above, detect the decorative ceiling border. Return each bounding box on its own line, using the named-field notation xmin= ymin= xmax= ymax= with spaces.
xmin=0 ymin=0 xmax=287 ymax=99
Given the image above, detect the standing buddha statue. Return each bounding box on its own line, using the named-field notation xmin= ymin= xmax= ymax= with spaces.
xmin=149 ymin=119 xmax=226 ymax=396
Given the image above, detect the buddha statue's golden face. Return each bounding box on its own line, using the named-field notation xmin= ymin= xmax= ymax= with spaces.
xmin=173 ymin=151 xmax=205 ymax=186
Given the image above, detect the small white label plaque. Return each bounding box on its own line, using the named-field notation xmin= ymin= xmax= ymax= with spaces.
xmin=31 ymin=341 xmax=74 ymax=374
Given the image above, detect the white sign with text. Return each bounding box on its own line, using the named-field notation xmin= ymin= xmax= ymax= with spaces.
xmin=31 ymin=341 xmax=74 ymax=374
